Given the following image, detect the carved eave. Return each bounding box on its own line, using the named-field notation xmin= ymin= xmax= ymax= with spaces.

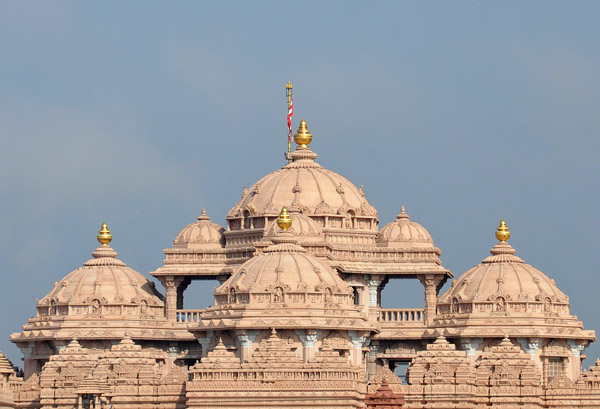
xmin=11 ymin=321 xmax=196 ymax=343
xmin=335 ymin=261 xmax=451 ymax=276
xmin=191 ymin=317 xmax=375 ymax=333
xmin=194 ymin=303 xmax=375 ymax=333
xmin=429 ymin=317 xmax=596 ymax=342
xmin=151 ymin=263 xmax=230 ymax=278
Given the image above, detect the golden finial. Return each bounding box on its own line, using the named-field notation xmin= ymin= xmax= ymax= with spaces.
xmin=97 ymin=223 xmax=112 ymax=246
xmin=285 ymin=81 xmax=293 ymax=90
xmin=294 ymin=119 xmax=312 ymax=149
xmin=277 ymin=207 xmax=292 ymax=231
xmin=495 ymin=219 xmax=510 ymax=242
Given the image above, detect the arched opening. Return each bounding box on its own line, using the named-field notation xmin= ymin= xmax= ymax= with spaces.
xmin=177 ymin=278 xmax=222 ymax=310
xmin=380 ymin=278 xmax=425 ymax=309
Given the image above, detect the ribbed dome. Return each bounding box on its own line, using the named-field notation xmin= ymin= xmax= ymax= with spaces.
xmin=227 ymin=138 xmax=377 ymax=227
xmin=200 ymin=228 xmax=372 ymax=332
xmin=377 ymin=207 xmax=434 ymax=248
xmin=215 ymin=233 xmax=352 ymax=303
xmin=37 ymin=244 xmax=164 ymax=316
xmin=432 ymin=223 xmax=593 ymax=341
xmin=439 ymin=241 xmax=568 ymax=305
xmin=264 ymin=209 xmax=322 ymax=239
xmin=173 ymin=209 xmax=225 ymax=249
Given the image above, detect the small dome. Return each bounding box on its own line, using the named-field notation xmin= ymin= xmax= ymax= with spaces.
xmin=173 ymin=209 xmax=225 ymax=249
xmin=439 ymin=240 xmax=568 ymax=305
xmin=433 ymin=221 xmax=594 ymax=341
xmin=216 ymin=233 xmax=352 ymax=302
xmin=264 ymin=209 xmax=322 ymax=239
xmin=37 ymin=243 xmax=164 ymax=316
xmin=377 ymin=207 xmax=433 ymax=248
xmin=201 ymin=217 xmax=372 ymax=331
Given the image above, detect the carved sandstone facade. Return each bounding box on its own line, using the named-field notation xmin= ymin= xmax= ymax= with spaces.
xmin=2 ymin=117 xmax=599 ymax=408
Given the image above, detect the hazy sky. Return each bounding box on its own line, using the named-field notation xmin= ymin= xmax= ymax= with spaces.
xmin=1 ymin=2 xmax=599 ymax=365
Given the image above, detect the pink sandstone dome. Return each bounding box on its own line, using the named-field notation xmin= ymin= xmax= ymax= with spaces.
xmin=215 ymin=234 xmax=353 ymax=304
xmin=199 ymin=226 xmax=372 ymax=331
xmin=227 ymin=122 xmax=378 ymax=232
xmin=432 ymin=222 xmax=594 ymax=341
xmin=438 ymin=241 xmax=568 ymax=306
xmin=36 ymin=244 xmax=164 ymax=318
xmin=377 ymin=207 xmax=435 ymax=249
xmin=172 ymin=208 xmax=225 ymax=250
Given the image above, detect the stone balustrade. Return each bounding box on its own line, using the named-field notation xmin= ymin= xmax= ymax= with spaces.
xmin=378 ymin=308 xmax=425 ymax=323
xmin=176 ymin=309 xmax=205 ymax=323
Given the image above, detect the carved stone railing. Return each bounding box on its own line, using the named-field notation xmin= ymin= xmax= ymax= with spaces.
xmin=176 ymin=309 xmax=205 ymax=323
xmin=377 ymin=308 xmax=425 ymax=323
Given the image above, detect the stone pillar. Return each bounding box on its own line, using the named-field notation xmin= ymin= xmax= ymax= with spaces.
xmin=367 ymin=279 xmax=381 ymax=307
xmin=197 ymin=331 xmax=214 ymax=358
xmin=18 ymin=342 xmax=35 ymax=379
xmin=568 ymin=340 xmax=586 ymax=381
xmin=517 ymin=338 xmax=542 ymax=358
xmin=160 ymin=276 xmax=183 ymax=322
xmin=296 ymin=330 xmax=320 ymax=362
xmin=349 ymin=331 xmax=369 ymax=367
xmin=368 ymin=340 xmax=379 ymax=379
xmin=176 ymin=277 xmax=191 ymax=309
xmin=237 ymin=330 xmax=259 ymax=362
xmin=419 ymin=275 xmax=441 ymax=326
xmin=460 ymin=338 xmax=483 ymax=361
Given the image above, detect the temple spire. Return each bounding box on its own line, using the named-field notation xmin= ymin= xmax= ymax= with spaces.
xmin=97 ymin=223 xmax=112 ymax=246
xmin=495 ymin=219 xmax=510 ymax=242
xmin=277 ymin=207 xmax=292 ymax=231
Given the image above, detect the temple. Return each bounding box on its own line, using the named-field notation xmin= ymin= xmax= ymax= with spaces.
xmin=1 ymin=113 xmax=600 ymax=408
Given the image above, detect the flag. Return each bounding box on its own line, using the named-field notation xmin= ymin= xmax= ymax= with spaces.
xmin=287 ymin=95 xmax=294 ymax=143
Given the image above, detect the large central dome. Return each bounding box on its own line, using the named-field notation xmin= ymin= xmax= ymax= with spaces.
xmin=227 ymin=120 xmax=378 ymax=233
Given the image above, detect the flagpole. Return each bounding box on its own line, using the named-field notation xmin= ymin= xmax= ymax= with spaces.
xmin=286 ymin=81 xmax=293 ymax=163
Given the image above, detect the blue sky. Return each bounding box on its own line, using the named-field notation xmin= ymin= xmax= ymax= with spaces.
xmin=1 ymin=1 xmax=599 ymax=364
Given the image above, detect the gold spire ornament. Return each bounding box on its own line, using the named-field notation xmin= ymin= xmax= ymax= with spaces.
xmin=294 ymin=119 xmax=312 ymax=149
xmin=97 ymin=223 xmax=112 ymax=245
xmin=495 ymin=219 xmax=510 ymax=242
xmin=277 ymin=207 xmax=292 ymax=231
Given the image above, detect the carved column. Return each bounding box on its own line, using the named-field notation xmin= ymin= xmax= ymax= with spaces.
xmin=296 ymin=330 xmax=320 ymax=362
xmin=349 ymin=331 xmax=369 ymax=367
xmin=19 ymin=342 xmax=36 ymax=379
xmin=197 ymin=331 xmax=214 ymax=358
xmin=176 ymin=277 xmax=192 ymax=309
xmin=517 ymin=337 xmax=541 ymax=369
xmin=367 ymin=278 xmax=382 ymax=307
xmin=237 ymin=330 xmax=259 ymax=362
xmin=368 ymin=340 xmax=379 ymax=379
xmin=460 ymin=338 xmax=483 ymax=361
xmin=568 ymin=340 xmax=586 ymax=381
xmin=160 ymin=276 xmax=183 ymax=322
xmin=418 ymin=275 xmax=442 ymax=326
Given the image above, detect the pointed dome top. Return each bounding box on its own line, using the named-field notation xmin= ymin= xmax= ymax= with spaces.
xmin=227 ymin=120 xmax=377 ymax=224
xmin=377 ymin=206 xmax=434 ymax=248
xmin=36 ymin=223 xmax=164 ymax=312
xmin=439 ymin=221 xmax=569 ymax=306
xmin=203 ymin=220 xmax=372 ymax=332
xmin=173 ymin=208 xmax=225 ymax=249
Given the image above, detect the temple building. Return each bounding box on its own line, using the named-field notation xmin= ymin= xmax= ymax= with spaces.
xmin=2 ymin=114 xmax=600 ymax=408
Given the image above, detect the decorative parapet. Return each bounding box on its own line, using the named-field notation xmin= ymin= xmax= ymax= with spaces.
xmin=176 ymin=309 xmax=205 ymax=323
